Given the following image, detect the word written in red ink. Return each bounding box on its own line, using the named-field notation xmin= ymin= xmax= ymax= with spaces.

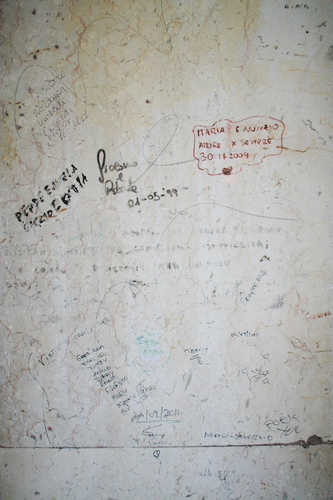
xmin=193 ymin=116 xmax=285 ymax=180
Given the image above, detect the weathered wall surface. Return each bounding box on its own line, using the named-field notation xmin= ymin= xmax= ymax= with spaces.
xmin=0 ymin=0 xmax=332 ymax=498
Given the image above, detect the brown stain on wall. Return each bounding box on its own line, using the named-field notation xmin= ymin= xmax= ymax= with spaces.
xmin=306 ymin=310 xmax=331 ymax=321
xmin=66 ymin=0 xmax=263 ymax=131
xmin=0 ymin=108 xmax=18 ymax=168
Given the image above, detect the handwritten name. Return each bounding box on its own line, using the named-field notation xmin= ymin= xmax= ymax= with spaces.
xmin=242 ymin=269 xmax=267 ymax=303
xmin=97 ymin=148 xmax=138 ymax=196
xmin=193 ymin=116 xmax=285 ymax=178
xmin=265 ymin=414 xmax=301 ymax=437
xmin=184 ymin=347 xmax=208 ymax=364
xmin=204 ymin=431 xmax=273 ymax=441
xmin=241 ymin=367 xmax=270 ymax=384
xmin=15 ymin=165 xmax=88 ymax=231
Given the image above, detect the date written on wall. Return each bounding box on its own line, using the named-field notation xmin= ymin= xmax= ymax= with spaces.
xmin=97 ymin=149 xmax=178 ymax=207
xmin=131 ymin=407 xmax=181 ymax=440
xmin=132 ymin=407 xmax=181 ymax=424
xmin=193 ymin=116 xmax=285 ymax=181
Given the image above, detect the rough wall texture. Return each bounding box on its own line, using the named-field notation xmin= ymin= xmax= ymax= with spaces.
xmin=0 ymin=0 xmax=332 ymax=498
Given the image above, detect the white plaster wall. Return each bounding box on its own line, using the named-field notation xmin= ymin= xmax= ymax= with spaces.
xmin=0 ymin=0 xmax=332 ymax=498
